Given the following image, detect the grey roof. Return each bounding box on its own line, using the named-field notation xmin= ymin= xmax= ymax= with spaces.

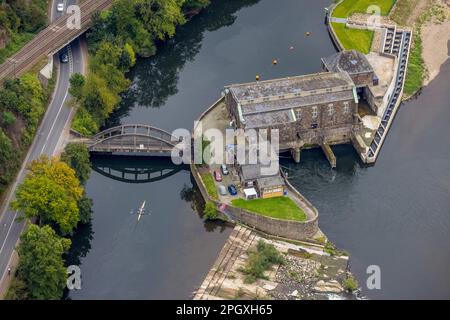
xmin=240 ymin=164 xmax=278 ymax=181
xmin=322 ymin=50 xmax=374 ymax=75
xmin=257 ymin=176 xmax=285 ymax=189
xmin=225 ymin=72 xmax=354 ymax=103
xmin=244 ymin=110 xmax=294 ymax=129
xmin=241 ymin=90 xmax=354 ymax=115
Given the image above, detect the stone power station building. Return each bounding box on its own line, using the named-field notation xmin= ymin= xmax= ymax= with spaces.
xmin=224 ymin=50 xmax=378 ymax=163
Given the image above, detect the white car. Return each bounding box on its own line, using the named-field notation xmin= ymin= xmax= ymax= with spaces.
xmin=57 ymin=3 xmax=64 ymax=12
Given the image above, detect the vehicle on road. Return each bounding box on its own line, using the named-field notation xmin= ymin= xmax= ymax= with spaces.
xmin=218 ymin=185 xmax=227 ymax=196
xmin=228 ymin=184 xmax=238 ymax=196
xmin=221 ymin=164 xmax=229 ymax=175
xmin=59 ymin=48 xmax=69 ymax=63
xmin=213 ymin=170 xmax=222 ymax=182
xmin=57 ymin=3 xmax=64 ymax=12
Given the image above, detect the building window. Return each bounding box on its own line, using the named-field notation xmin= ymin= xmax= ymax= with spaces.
xmin=343 ymin=101 xmax=350 ymax=114
xmin=312 ymin=106 xmax=318 ymax=119
xmin=328 ymin=104 xmax=334 ymax=116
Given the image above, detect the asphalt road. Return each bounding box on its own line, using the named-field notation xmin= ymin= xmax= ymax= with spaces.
xmin=0 ymin=0 xmax=84 ymax=289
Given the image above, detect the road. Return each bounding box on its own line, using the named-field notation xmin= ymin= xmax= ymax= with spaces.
xmin=0 ymin=0 xmax=111 ymax=82
xmin=0 ymin=0 xmax=85 ymax=295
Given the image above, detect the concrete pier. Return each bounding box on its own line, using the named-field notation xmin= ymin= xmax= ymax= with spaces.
xmin=321 ymin=143 xmax=336 ymax=168
xmin=291 ymin=147 xmax=302 ymax=163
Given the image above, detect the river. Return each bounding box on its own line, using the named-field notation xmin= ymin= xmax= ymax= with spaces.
xmin=68 ymin=0 xmax=450 ymax=299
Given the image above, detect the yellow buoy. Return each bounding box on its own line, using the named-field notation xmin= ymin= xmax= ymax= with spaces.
xmin=305 ymin=31 xmax=311 ymax=37
xmin=256 ymin=74 xmax=260 ymax=81
xmin=272 ymin=59 xmax=278 ymax=65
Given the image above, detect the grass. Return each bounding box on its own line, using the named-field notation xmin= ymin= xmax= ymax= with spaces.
xmin=200 ymin=172 xmax=218 ymax=200
xmin=403 ymin=33 xmax=425 ymax=96
xmin=331 ymin=22 xmax=374 ymax=54
xmin=231 ymin=197 xmax=306 ymax=222
xmin=0 ymin=32 xmax=35 ymax=64
xmin=332 ymin=0 xmax=396 ymax=18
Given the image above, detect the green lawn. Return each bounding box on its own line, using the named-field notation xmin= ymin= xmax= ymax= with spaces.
xmin=332 ymin=0 xmax=396 ymax=18
xmin=231 ymin=197 xmax=307 ymax=222
xmin=200 ymin=172 xmax=218 ymax=200
xmin=332 ymin=22 xmax=374 ymax=54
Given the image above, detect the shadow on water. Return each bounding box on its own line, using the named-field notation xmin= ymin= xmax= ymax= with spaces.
xmin=105 ymin=0 xmax=261 ymax=129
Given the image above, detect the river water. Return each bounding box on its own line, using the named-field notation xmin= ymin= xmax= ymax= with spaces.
xmin=68 ymin=0 xmax=450 ymax=299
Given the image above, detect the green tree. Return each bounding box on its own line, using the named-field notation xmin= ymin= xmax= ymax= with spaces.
xmin=61 ymin=143 xmax=91 ymax=185
xmin=203 ymin=201 xmax=218 ymax=220
xmin=137 ymin=0 xmax=186 ymax=40
xmin=17 ymin=225 xmax=71 ymax=300
xmin=118 ymin=43 xmax=136 ymax=71
xmin=11 ymin=156 xmax=83 ymax=235
xmin=69 ymin=73 xmax=85 ymax=100
xmin=78 ymin=195 xmax=93 ymax=224
xmin=0 ymin=128 xmax=14 ymax=187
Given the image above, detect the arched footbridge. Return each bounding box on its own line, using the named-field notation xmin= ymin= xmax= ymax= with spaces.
xmin=73 ymin=124 xmax=184 ymax=157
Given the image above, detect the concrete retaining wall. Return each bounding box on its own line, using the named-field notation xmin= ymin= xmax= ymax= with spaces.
xmin=190 ymin=162 xmax=319 ymax=240
xmin=327 ymin=0 xmax=345 ymax=51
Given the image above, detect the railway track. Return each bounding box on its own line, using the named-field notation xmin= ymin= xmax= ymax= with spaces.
xmin=0 ymin=0 xmax=113 ymax=82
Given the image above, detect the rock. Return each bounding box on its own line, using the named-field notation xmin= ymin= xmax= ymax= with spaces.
xmin=262 ymin=283 xmax=277 ymax=291
xmin=313 ymin=280 xmax=344 ymax=294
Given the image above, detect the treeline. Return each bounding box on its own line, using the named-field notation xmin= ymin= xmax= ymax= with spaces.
xmin=0 ymin=0 xmax=48 ymax=63
xmin=7 ymin=143 xmax=93 ymax=300
xmin=0 ymin=73 xmax=48 ymax=197
xmin=70 ymin=0 xmax=210 ymax=136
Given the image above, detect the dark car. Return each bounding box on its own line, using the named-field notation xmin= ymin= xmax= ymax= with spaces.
xmin=59 ymin=48 xmax=69 ymax=64
xmin=228 ymin=184 xmax=238 ymax=196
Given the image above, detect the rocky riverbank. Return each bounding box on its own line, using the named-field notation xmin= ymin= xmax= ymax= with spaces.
xmin=194 ymin=226 xmax=359 ymax=300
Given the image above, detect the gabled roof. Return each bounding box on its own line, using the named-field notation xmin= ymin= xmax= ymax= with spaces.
xmin=257 ymin=176 xmax=285 ymax=189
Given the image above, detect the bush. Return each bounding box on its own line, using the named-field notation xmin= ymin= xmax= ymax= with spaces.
xmin=2 ymin=111 xmax=16 ymax=126
xmin=343 ymin=275 xmax=359 ymax=292
xmin=240 ymin=240 xmax=285 ymax=283
xmin=203 ymin=201 xmax=218 ymax=220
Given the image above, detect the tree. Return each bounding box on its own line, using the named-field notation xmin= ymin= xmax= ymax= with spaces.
xmin=118 ymin=43 xmax=136 ymax=71
xmin=61 ymin=143 xmax=91 ymax=185
xmin=69 ymin=73 xmax=85 ymax=100
xmin=137 ymin=0 xmax=186 ymax=40
xmin=17 ymin=225 xmax=71 ymax=300
xmin=0 ymin=128 xmax=14 ymax=187
xmin=77 ymin=195 xmax=93 ymax=224
xmin=11 ymin=156 xmax=83 ymax=235
xmin=203 ymin=201 xmax=218 ymax=220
